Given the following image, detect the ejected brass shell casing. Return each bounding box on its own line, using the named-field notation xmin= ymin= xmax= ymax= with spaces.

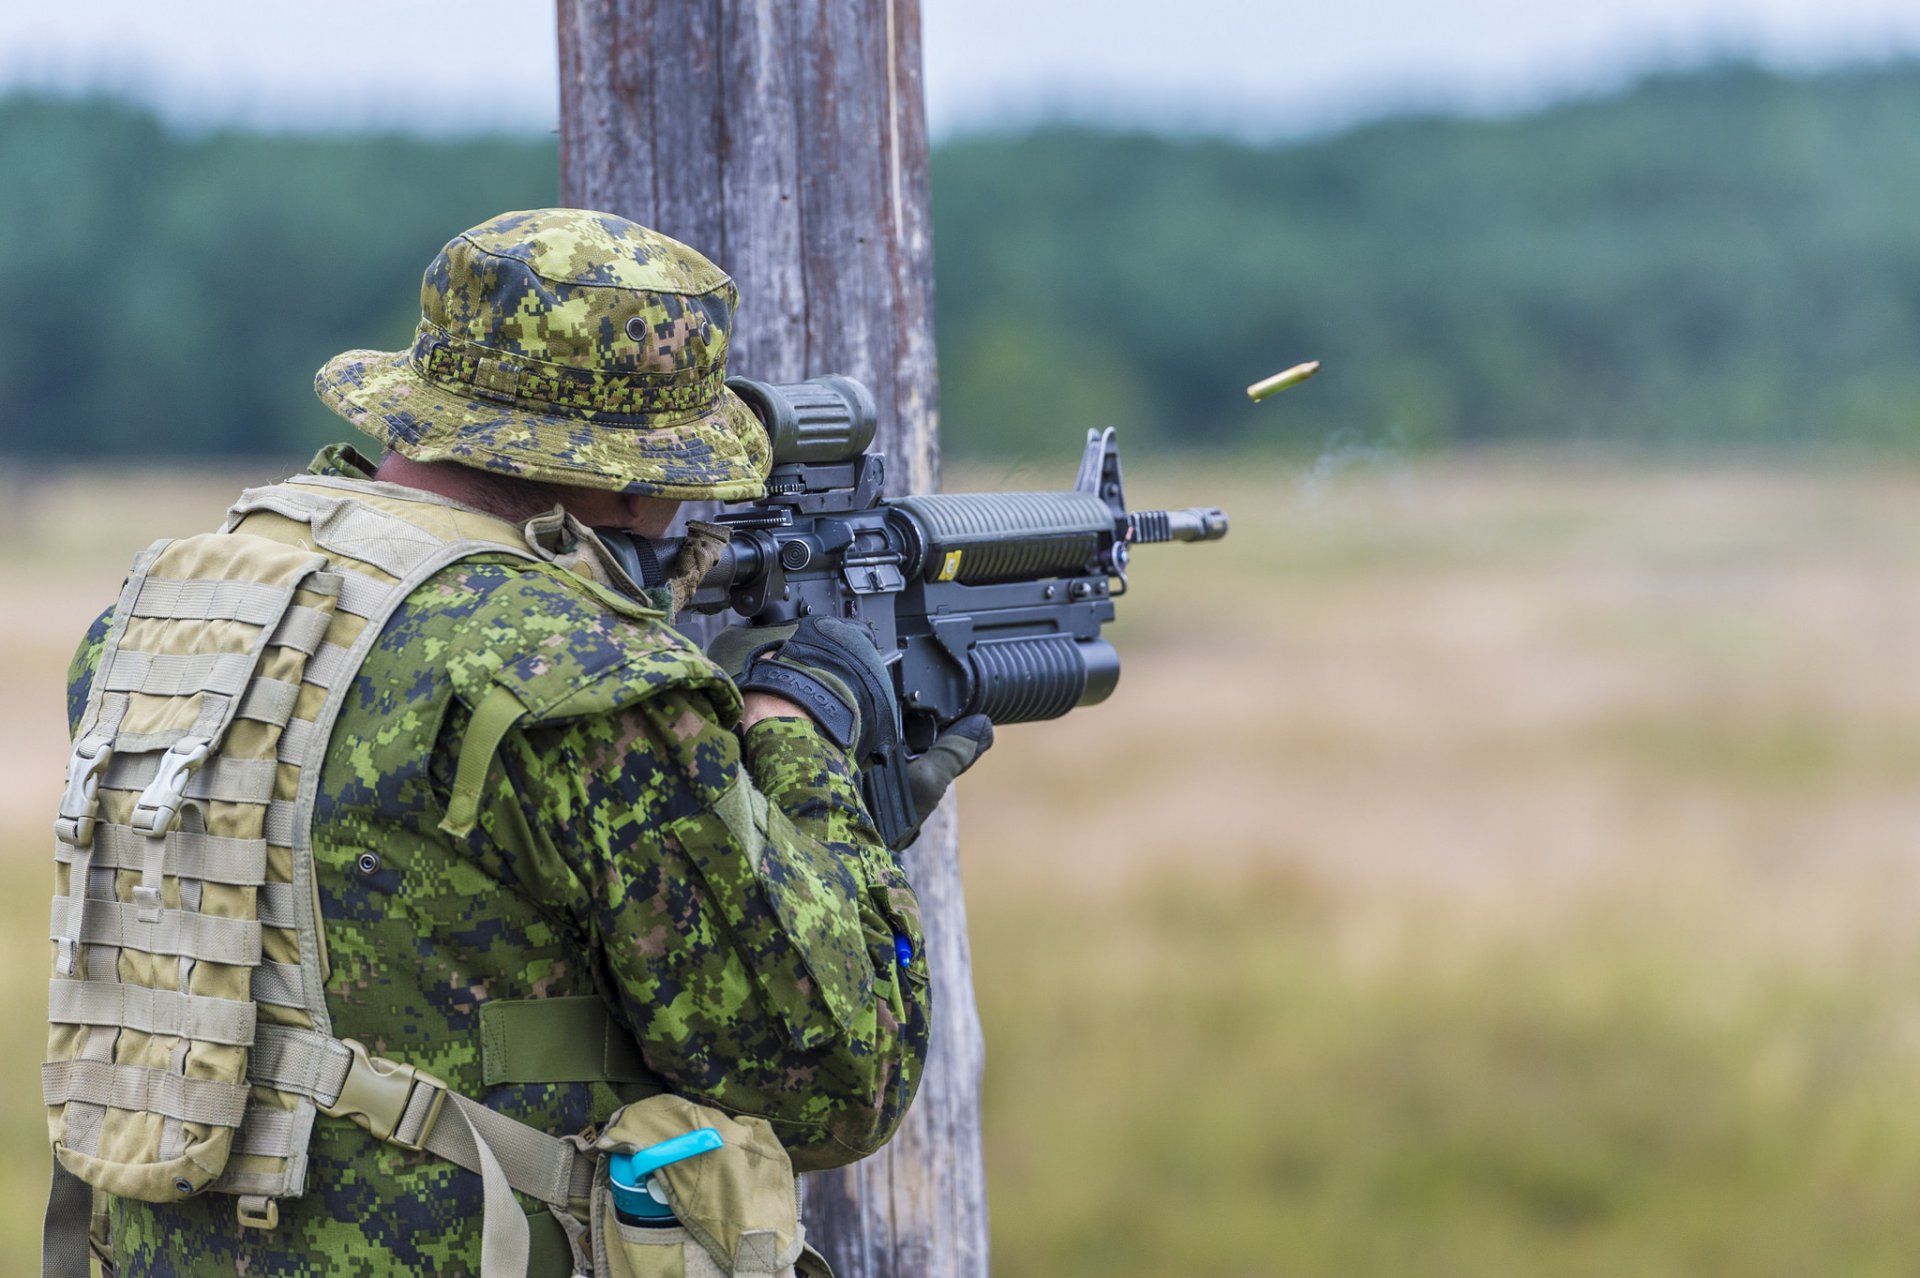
xmin=1247 ymin=360 xmax=1322 ymax=402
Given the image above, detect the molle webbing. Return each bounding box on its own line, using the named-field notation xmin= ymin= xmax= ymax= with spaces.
xmin=45 ymin=480 xmax=625 ymax=1278
xmin=46 ymin=485 xmax=536 ymax=1209
xmin=46 ymin=532 xmax=335 ymax=1211
xmin=55 ymin=826 xmax=267 ymax=886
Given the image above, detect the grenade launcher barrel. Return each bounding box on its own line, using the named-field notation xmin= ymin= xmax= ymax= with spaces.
xmin=647 ymin=375 xmax=1228 ymax=847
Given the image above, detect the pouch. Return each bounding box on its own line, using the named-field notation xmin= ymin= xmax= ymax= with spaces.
xmin=46 ymin=533 xmax=337 ymax=1203
xmin=591 ymin=1095 xmax=831 ymax=1278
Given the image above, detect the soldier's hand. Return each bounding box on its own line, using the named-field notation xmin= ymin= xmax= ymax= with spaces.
xmin=708 ymin=617 xmax=901 ymax=764
xmin=897 ymin=714 xmax=994 ymax=845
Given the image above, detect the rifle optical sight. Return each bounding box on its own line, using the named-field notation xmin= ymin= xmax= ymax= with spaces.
xmin=728 ymin=375 xmax=878 ymax=464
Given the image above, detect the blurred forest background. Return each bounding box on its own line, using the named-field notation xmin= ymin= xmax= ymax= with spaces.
xmin=8 ymin=54 xmax=1920 ymax=1278
xmin=6 ymin=60 xmax=1920 ymax=462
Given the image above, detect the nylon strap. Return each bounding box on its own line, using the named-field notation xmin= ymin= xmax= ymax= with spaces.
xmin=439 ymin=684 xmax=532 ymax=838
xmin=262 ymin=800 xmax=299 ymax=847
xmin=62 ymin=543 xmax=162 ymax=802
xmin=269 ymin=605 xmax=335 ymax=656
xmin=479 ymin=997 xmax=650 ymax=1086
xmin=247 ymin=1025 xmax=594 ymax=1212
xmin=252 ymin=962 xmax=306 ymax=1009
xmin=50 ymin=897 xmax=262 ymax=966
xmin=250 ymin=1025 xmax=345 ymax=1098
xmin=415 ymin=1092 xmax=594 ymax=1217
xmin=43 ymin=1059 xmax=251 ymax=1127
xmin=210 ymin=1165 xmax=308 ymax=1199
xmin=48 ymin=978 xmax=257 ymax=1046
xmin=276 ymin=715 xmax=318 ymax=762
xmin=259 ymin=881 xmax=296 ymax=930
xmin=52 ymin=695 xmax=127 ymax=977
xmin=130 ymin=577 xmax=290 ymax=626
xmin=231 ymin=1106 xmax=300 ymax=1157
xmin=101 ymin=649 xmax=258 ymax=699
xmin=50 ymin=853 xmax=91 ymax=985
xmin=41 ymin=1157 xmax=91 ymax=1278
xmin=131 ymin=694 xmax=229 ymax=918
xmin=236 ymin=677 xmax=302 ymax=727
xmin=60 ymin=857 xmax=125 ymax=1156
xmin=58 ymin=824 xmax=268 ymax=887
xmin=300 ymin=641 xmax=354 ymax=691
xmin=105 ymin=750 xmax=279 ymax=806
xmin=442 ymin=1098 xmax=531 ymax=1278
xmin=332 ymin=569 xmax=392 ymax=619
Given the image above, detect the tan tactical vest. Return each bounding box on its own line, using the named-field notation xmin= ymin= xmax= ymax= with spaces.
xmin=44 ymin=477 xmax=820 ymax=1278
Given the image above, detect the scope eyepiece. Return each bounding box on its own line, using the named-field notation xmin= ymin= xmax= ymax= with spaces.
xmin=727 ymin=374 xmax=878 ymax=464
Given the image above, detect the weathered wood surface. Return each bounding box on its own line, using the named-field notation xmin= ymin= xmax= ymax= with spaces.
xmin=556 ymin=3 xmax=988 ymax=1275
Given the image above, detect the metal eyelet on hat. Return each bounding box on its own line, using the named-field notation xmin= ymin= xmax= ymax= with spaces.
xmin=355 ymin=851 xmax=381 ymax=876
xmin=624 ymin=315 xmax=648 ymax=342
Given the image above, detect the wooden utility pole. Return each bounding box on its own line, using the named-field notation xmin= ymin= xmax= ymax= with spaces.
xmin=555 ymin=5 xmax=988 ymax=1277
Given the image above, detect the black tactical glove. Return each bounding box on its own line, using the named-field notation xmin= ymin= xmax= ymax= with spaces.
xmin=892 ymin=713 xmax=995 ymax=848
xmin=708 ymin=616 xmax=903 ymax=765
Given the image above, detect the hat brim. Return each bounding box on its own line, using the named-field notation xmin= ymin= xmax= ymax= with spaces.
xmin=315 ymin=347 xmax=772 ymax=501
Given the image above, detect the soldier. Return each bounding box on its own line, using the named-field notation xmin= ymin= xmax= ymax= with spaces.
xmin=45 ymin=209 xmax=988 ymax=1278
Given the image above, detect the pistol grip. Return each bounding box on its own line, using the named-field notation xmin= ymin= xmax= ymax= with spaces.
xmin=861 ymin=753 xmax=919 ymax=851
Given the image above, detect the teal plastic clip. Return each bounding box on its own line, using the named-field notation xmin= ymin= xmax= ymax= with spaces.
xmin=607 ymin=1128 xmax=725 ymax=1223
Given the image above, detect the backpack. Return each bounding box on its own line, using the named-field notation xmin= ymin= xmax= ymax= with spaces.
xmin=44 ymin=478 xmax=824 ymax=1278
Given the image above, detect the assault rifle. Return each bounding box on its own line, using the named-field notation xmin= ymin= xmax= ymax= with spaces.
xmin=611 ymin=375 xmax=1228 ymax=849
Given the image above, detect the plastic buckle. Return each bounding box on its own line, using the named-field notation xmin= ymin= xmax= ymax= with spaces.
xmin=319 ymin=1039 xmax=447 ymax=1152
xmin=235 ymin=1195 xmax=279 ymax=1231
xmin=129 ymin=738 xmax=212 ymax=837
xmin=55 ymin=737 xmax=114 ymax=846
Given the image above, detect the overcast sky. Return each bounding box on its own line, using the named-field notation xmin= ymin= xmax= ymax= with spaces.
xmin=4 ymin=0 xmax=1920 ymax=137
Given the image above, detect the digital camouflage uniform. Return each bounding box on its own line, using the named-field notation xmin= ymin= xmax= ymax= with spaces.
xmin=57 ymin=210 xmax=932 ymax=1277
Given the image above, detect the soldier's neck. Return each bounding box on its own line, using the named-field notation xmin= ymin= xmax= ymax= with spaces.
xmin=371 ymin=453 xmax=681 ymax=537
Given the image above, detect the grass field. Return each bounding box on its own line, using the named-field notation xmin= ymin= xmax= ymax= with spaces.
xmin=6 ymin=455 xmax=1920 ymax=1275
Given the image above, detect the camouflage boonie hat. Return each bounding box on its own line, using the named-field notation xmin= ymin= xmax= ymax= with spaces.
xmin=315 ymin=208 xmax=772 ymax=500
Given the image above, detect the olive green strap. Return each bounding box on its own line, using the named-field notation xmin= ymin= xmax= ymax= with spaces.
xmin=448 ymin=1098 xmax=530 ymax=1278
xmin=480 ymin=997 xmax=652 ymax=1086
xmin=41 ymin=1157 xmax=91 ymax=1278
xmin=440 ymin=684 xmax=532 ymax=838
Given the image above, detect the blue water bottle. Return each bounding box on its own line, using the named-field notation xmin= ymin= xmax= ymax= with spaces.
xmin=607 ymin=1128 xmax=725 ymax=1227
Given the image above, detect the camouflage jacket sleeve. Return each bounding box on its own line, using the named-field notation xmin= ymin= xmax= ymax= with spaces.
xmin=66 ymin=609 xmax=111 ymax=732
xmin=494 ymin=691 xmax=931 ymax=1171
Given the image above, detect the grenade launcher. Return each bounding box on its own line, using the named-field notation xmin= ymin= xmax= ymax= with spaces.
xmin=622 ymin=375 xmax=1229 ymax=849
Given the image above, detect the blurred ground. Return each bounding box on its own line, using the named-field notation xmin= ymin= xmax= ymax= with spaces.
xmin=6 ymin=457 xmax=1920 ymax=1275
